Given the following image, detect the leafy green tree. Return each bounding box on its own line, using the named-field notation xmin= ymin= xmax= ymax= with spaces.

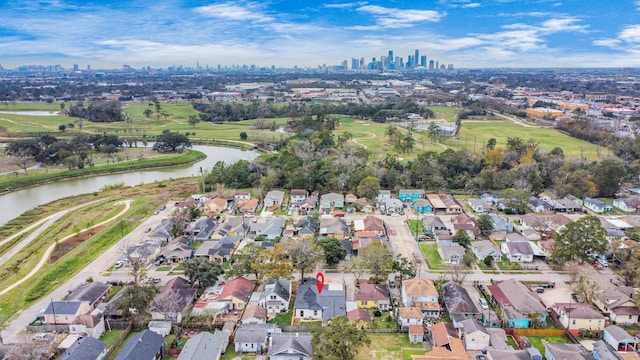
xmin=356 ymin=176 xmax=381 ymax=200
xmin=475 ymin=214 xmax=494 ymax=235
xmin=391 ymin=254 xmax=415 ymax=280
xmin=143 ymin=108 xmax=153 ymax=120
xmin=188 ymin=115 xmax=200 ymax=128
xmin=453 ymin=228 xmax=471 ymax=248
xmin=116 ymin=284 xmax=159 ymax=320
xmin=550 ymin=216 xmax=608 ymax=265
xmin=256 ymin=243 xmax=293 ymax=281
xmin=316 ymin=237 xmax=347 ymax=266
xmin=227 ymin=243 xmax=263 ymax=279
xmin=239 ymin=131 xmax=248 ymax=140
xmin=153 ymin=129 xmax=192 ymax=153
xmin=183 ymin=257 xmax=223 ymax=289
xmin=311 ymin=316 xmax=370 ymax=360
xmin=592 ymin=159 xmax=626 ymax=197
xmin=362 ymin=241 xmax=392 ymax=282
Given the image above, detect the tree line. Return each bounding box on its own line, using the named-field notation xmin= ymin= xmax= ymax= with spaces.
xmin=66 ymin=100 xmax=126 ymax=122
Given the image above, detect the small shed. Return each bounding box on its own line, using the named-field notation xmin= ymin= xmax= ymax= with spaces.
xmin=149 ymin=320 xmax=172 ymax=337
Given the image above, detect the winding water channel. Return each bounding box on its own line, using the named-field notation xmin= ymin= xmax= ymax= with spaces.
xmin=0 ymin=145 xmax=259 ymax=225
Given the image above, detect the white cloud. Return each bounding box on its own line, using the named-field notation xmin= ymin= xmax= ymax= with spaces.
xmin=355 ymin=5 xmax=444 ymax=29
xmin=323 ymin=2 xmax=366 ymax=9
xmin=619 ymin=24 xmax=640 ymax=43
xmin=636 ymin=1 xmax=640 ymax=11
xmin=194 ymin=2 xmax=273 ymax=22
xmin=461 ymin=3 xmax=481 ymax=8
xmin=540 ymin=17 xmax=587 ymax=33
xmin=593 ymin=39 xmax=621 ymax=48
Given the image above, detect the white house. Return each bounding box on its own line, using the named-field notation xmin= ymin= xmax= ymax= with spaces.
xmin=264 ymin=190 xmax=285 ymax=208
xmin=459 ymin=318 xmax=490 ymax=351
xmin=500 ymin=242 xmax=534 ymax=263
xmin=467 ymin=198 xmax=486 ymax=213
xmin=398 ymin=307 xmax=424 ymax=331
xmin=614 ymin=198 xmax=637 ymax=213
xmin=258 ymin=279 xmax=291 ymax=314
xmin=584 ymin=198 xmax=612 ymax=213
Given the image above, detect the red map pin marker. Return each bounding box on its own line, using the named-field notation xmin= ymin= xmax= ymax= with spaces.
xmin=316 ymin=272 xmax=325 ymax=294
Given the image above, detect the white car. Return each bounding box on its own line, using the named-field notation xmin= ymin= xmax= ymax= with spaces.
xmin=114 ymin=260 xmax=124 ymax=269
xmin=479 ymin=298 xmax=489 ymax=310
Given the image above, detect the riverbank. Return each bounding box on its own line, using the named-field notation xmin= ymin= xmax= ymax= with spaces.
xmin=0 ymin=149 xmax=206 ymax=194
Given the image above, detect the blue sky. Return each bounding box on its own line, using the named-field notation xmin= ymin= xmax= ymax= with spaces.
xmin=1 ymin=0 xmax=640 ymax=69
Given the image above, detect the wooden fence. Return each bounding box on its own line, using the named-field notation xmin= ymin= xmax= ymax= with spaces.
xmin=512 ymin=328 xmax=567 ymax=337
xmin=104 ymin=322 xmax=133 ymax=360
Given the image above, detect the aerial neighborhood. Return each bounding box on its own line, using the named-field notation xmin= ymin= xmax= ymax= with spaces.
xmin=17 ymin=182 xmax=640 ymax=360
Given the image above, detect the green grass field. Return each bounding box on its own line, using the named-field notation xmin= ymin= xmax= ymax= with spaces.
xmin=430 ymin=106 xmax=461 ymax=122
xmin=420 ymin=243 xmax=446 ymax=270
xmin=356 ymin=334 xmax=417 ymax=360
xmin=527 ymin=336 xmax=569 ymax=359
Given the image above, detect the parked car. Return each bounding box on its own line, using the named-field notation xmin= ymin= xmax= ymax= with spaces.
xmin=334 ymin=213 xmax=345 ymax=217
xmin=145 ymin=227 xmax=152 ymax=233
xmin=571 ymin=293 xmax=584 ymax=303
xmin=114 ymin=261 xmax=124 ymax=269
xmin=159 ymin=205 xmax=166 ymax=210
xmin=479 ymin=298 xmax=489 ymax=310
xmin=533 ymin=287 xmax=545 ymax=293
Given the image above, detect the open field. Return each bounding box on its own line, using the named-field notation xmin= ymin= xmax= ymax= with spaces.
xmin=355 ymin=333 xmax=423 ymax=360
xmin=429 ymin=106 xmax=461 ymax=122
xmin=445 ymin=118 xmax=606 ymax=160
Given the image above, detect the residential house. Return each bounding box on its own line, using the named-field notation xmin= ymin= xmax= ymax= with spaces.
xmin=44 ymin=301 xmax=91 ymax=325
xmin=546 ymin=198 xmax=583 ymax=213
xmin=413 ymin=198 xmax=433 ymax=214
xmin=234 ymin=323 xmax=281 ymax=354
xmin=412 ymin=337 xmax=468 ymax=360
xmin=148 ymin=219 xmax=175 ymax=242
xmin=69 ymin=310 xmax=105 ymax=339
xmin=459 ymin=318 xmax=490 ymax=351
xmin=551 ymin=303 xmax=605 ymax=331
xmin=347 ymin=308 xmax=372 ymax=329
xmin=487 ymin=279 xmax=547 ymax=328
xmin=148 ymin=321 xmax=171 ymax=337
xmin=268 ymin=332 xmax=313 ymax=360
xmin=381 ymin=197 xmax=404 ymax=214
xmin=249 ymin=217 xmax=285 ymax=240
xmin=593 ymin=285 xmax=640 ymax=325
xmin=423 ymin=216 xmax=448 ymax=233
xmin=354 ymin=280 xmax=390 ymax=310
xmin=427 ymin=321 xmax=459 ymax=348
xmin=409 ymin=325 xmax=424 ymax=344
xmin=295 ymin=282 xmax=346 ymax=322
xmin=214 ymin=217 xmax=248 ymax=239
xmin=487 ymin=350 xmax=537 ymax=360
xmin=501 ymin=241 xmax=534 ymax=263
xmin=591 ymin=340 xmax=627 ymax=360
xmin=427 ymin=194 xmax=463 ymax=214
xmin=399 ymin=189 xmax=425 ymax=202
xmin=192 ymin=277 xmax=255 ymax=316
xmin=320 ymin=193 xmax=345 ymax=214
xmin=204 ymin=197 xmax=227 ymax=213
xmin=441 ymin=281 xmax=480 ymax=326
xmin=353 ymin=236 xmax=388 ymax=259
xmin=64 ymin=282 xmax=111 ymax=310
xmin=585 ymin=198 xmax=613 ymax=213
xmin=468 ymin=198 xmax=486 ymax=213
xmin=178 ymin=331 xmax=228 ymax=360
xmin=471 ymin=240 xmax=502 ymax=263
xmin=363 ymin=215 xmax=386 ymax=235
xmin=195 ymin=237 xmax=238 ymax=263
xmin=175 ymin=197 xmax=198 ymax=209
xmin=295 ymin=216 xmax=317 ymax=238
xmin=452 ymin=213 xmax=478 ymax=239
xmin=377 ymin=190 xmax=392 ymax=204
xmin=151 ymin=277 xmax=196 ymax=323
xmin=481 ymin=193 xmax=503 ymax=204
xmin=354 ymin=197 xmax=374 ymax=213
xmin=345 ymin=193 xmax=358 ymax=205
xmin=159 ymin=240 xmax=194 ymax=264
xmin=264 ymin=190 xmax=285 ymax=208
xmin=397 ymin=307 xmax=424 ymax=331
xmin=438 ymin=242 xmax=466 ymax=264
xmin=234 ymin=192 xmax=251 ymax=203
xmin=218 ymin=277 xmax=255 ymax=311
xmin=290 ymin=189 xmax=308 ymax=204
xmin=299 ymin=193 xmax=319 ymax=213
xmin=489 ymin=214 xmax=513 ymax=234
xmin=238 ymin=198 xmax=259 ymax=215
xmin=191 ymin=217 xmax=218 ymax=241
xmin=401 ymin=277 xmax=441 ymax=319
xmin=529 ymin=197 xmax=552 ymax=213
xmin=241 ymin=305 xmax=267 ymax=324
xmin=126 ymin=240 xmax=162 ymax=266
xmin=115 ymin=330 xmax=164 ymax=360
xmin=58 ymin=337 xmax=107 ymax=360
xmin=603 ymin=325 xmax=637 ymax=353
xmin=319 ymin=218 xmax=349 ymax=239
xmin=544 ymin=342 xmax=595 ymax=360
xmin=258 ymin=279 xmax=292 ymax=314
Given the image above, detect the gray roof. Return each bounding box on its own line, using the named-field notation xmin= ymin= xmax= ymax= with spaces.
xmin=115 ymin=330 xmax=164 ymax=360
xmin=438 ymin=242 xmax=466 ymax=258
xmin=250 ymin=217 xmax=285 ymax=237
xmin=504 ymin=241 xmax=533 ymax=256
xmin=423 ymin=216 xmax=446 ymax=229
xmin=591 ymin=340 xmax=624 ymax=360
xmin=268 ymin=333 xmax=313 ymax=357
xmin=178 ymin=331 xmax=228 ymax=360
xmin=64 ymin=282 xmax=110 ymax=304
xmin=486 ymin=350 xmax=532 ymax=360
xmin=295 ymin=282 xmax=346 ymax=321
xmin=297 ymin=215 xmax=318 ymax=235
xmin=472 ymin=240 xmax=501 ymax=256
xmin=585 ymin=198 xmax=608 ymax=207
xmin=544 ymin=342 xmax=594 ymax=360
xmin=261 ymin=279 xmax=291 ymax=303
xmin=193 ymin=217 xmax=218 ymax=240
xmin=265 ymin=190 xmax=285 ymax=202
xmin=58 ymin=337 xmax=107 ymax=360
xmin=319 ymin=218 xmax=349 ymax=235
xmin=234 ymin=323 xmax=280 ymax=343
xmin=442 ymin=281 xmax=479 ymax=316
xmin=44 ymin=301 xmax=83 ymax=316
xmin=605 ymin=325 xmax=635 ymax=342
xmin=460 ymin=318 xmax=488 ymax=335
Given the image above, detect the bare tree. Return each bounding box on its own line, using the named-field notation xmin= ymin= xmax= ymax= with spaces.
xmin=5 ymin=148 xmax=34 ymax=175
xmin=4 ymin=339 xmax=56 ymax=360
xmin=151 ymin=289 xmax=184 ymax=322
xmin=342 ymin=257 xmax=366 ymax=284
xmin=120 ymin=243 xmax=148 ymax=284
xmin=446 ymin=264 xmax=467 ymax=284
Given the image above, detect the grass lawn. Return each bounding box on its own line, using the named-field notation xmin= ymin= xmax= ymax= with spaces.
xmin=100 ymin=329 xmax=125 ymax=349
xmin=476 ymin=260 xmax=493 ymax=271
xmin=528 ymin=336 xmax=569 ymax=357
xmin=497 ymin=260 xmax=523 ymax=271
xmin=406 ymin=220 xmax=424 ymax=236
xmin=429 ymin=106 xmax=461 ymax=122
xmin=156 ymin=265 xmax=171 ymax=271
xmin=220 ymin=343 xmax=257 ymax=360
xmin=448 ymin=117 xmax=605 ymax=160
xmin=356 ymin=333 xmax=415 ymax=360
xmin=108 ymin=330 xmax=140 ymax=359
xmin=268 ymin=311 xmax=293 ymax=326
xmin=420 ymin=243 xmax=446 ymax=270
xmin=507 ymin=335 xmax=519 ymax=349
xmin=372 ymin=312 xmax=397 ymax=330
xmin=404 ymin=349 xmax=427 ymax=360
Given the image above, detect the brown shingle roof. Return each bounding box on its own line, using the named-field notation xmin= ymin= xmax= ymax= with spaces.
xmin=403 ymin=277 xmax=438 ymax=297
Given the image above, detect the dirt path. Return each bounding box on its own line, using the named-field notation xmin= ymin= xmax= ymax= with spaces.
xmin=349 ymin=131 xmax=376 ymax=149
xmin=0 ymin=199 xmax=131 ymax=297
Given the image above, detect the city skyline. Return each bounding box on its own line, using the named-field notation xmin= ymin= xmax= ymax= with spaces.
xmin=1 ymin=1 xmax=640 ymax=69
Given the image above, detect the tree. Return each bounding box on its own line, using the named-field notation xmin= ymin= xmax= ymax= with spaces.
xmin=356 ymin=176 xmax=381 ymax=200
xmin=475 ymin=214 xmax=494 ymax=235
xmin=116 ymin=284 xmax=159 ymax=320
xmin=452 ymin=228 xmax=471 ymax=248
xmin=58 ymin=124 xmax=67 ymax=132
xmin=256 ymin=243 xmax=293 ymax=281
xmin=592 ymin=159 xmax=626 ymax=197
xmin=483 ymin=146 xmax=505 ymax=169
xmin=343 ymin=257 xmax=366 ymax=284
xmin=550 ymin=216 xmax=608 ymax=265
xmin=5 ymin=148 xmax=35 ymax=175
xmin=227 ymin=243 xmax=263 ymax=279
xmin=361 ymin=241 xmax=392 ymax=282
xmin=316 ymin=237 xmax=347 ymax=267
xmin=240 ymin=131 xmax=248 ymax=140
xmin=486 ymin=138 xmax=497 ymax=150
xmin=143 ymin=108 xmax=153 ymax=120
xmin=311 ymin=316 xmax=370 ymax=360
xmin=150 ymin=289 xmax=184 ymax=322
xmin=287 ymin=237 xmax=324 ymax=281
xmin=428 ymin=121 xmax=440 ymax=143
xmin=153 ymin=129 xmax=192 ymax=153
xmin=188 ymin=115 xmax=200 ymax=128
xmin=391 ymin=254 xmax=415 ymax=280
xmin=183 ymin=257 xmax=223 ymax=289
